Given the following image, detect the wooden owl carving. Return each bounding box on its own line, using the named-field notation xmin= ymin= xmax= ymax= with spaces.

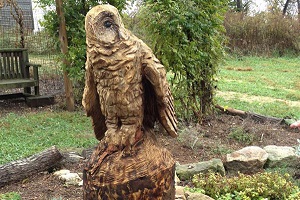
xmin=83 ymin=4 xmax=177 ymax=151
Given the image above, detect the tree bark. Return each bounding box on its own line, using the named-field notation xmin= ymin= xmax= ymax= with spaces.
xmin=297 ymin=0 xmax=300 ymax=20
xmin=283 ymin=0 xmax=291 ymax=15
xmin=236 ymin=0 xmax=243 ymax=12
xmin=0 ymin=146 xmax=63 ymax=188
xmin=83 ymin=131 xmax=176 ymax=200
xmin=55 ymin=0 xmax=75 ymax=112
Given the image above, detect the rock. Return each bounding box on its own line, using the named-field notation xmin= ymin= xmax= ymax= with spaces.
xmin=263 ymin=145 xmax=299 ymax=168
xmin=175 ymin=186 xmax=186 ymax=200
xmin=176 ymin=159 xmax=225 ymax=181
xmin=175 ymin=171 xmax=181 ymax=185
xmin=224 ymin=146 xmax=268 ymax=174
xmin=53 ymin=169 xmax=82 ymax=186
xmin=53 ymin=169 xmax=70 ymax=176
xmin=185 ymin=191 xmax=214 ymax=200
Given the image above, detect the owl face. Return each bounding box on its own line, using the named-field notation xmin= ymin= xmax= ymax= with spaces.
xmin=85 ymin=4 xmax=129 ymax=47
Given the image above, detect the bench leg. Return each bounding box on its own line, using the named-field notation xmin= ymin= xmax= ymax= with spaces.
xmin=34 ymin=86 xmax=40 ymax=96
xmin=24 ymin=87 xmax=31 ymax=95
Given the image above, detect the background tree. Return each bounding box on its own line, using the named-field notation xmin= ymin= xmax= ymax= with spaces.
xmin=137 ymin=0 xmax=228 ymax=121
xmin=229 ymin=0 xmax=252 ymax=13
xmin=36 ymin=0 xmax=127 ymax=88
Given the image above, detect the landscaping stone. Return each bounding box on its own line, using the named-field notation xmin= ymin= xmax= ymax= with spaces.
xmin=175 ymin=186 xmax=186 ymax=200
xmin=176 ymin=158 xmax=225 ymax=181
xmin=224 ymin=146 xmax=268 ymax=174
xmin=263 ymin=145 xmax=299 ymax=168
xmin=185 ymin=191 xmax=214 ymax=200
xmin=53 ymin=169 xmax=82 ymax=186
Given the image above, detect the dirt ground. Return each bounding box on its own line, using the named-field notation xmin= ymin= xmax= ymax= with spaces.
xmin=0 ymin=81 xmax=299 ymax=199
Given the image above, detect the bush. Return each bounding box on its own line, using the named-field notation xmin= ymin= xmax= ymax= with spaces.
xmin=225 ymin=12 xmax=300 ymax=56
xmin=139 ymin=0 xmax=228 ymax=121
xmin=191 ymin=171 xmax=300 ymax=199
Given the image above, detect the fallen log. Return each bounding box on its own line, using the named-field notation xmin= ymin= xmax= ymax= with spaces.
xmin=215 ymin=104 xmax=284 ymax=124
xmin=0 ymin=146 xmax=63 ymax=187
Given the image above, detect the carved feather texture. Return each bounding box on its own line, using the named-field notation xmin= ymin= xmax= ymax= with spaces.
xmin=83 ymin=4 xmax=177 ymax=148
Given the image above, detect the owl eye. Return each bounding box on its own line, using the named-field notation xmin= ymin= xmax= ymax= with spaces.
xmin=104 ymin=21 xmax=112 ymax=28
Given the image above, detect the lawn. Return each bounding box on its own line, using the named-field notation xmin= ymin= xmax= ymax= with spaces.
xmin=0 ymin=56 xmax=300 ymax=165
xmin=216 ymin=56 xmax=300 ymax=118
xmin=0 ymin=111 xmax=97 ymax=165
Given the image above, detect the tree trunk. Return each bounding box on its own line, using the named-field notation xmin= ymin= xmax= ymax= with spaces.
xmin=55 ymin=0 xmax=75 ymax=112
xmin=297 ymin=0 xmax=300 ymax=20
xmin=236 ymin=0 xmax=243 ymax=12
xmin=83 ymin=131 xmax=176 ymax=200
xmin=0 ymin=146 xmax=62 ymax=188
xmin=283 ymin=0 xmax=291 ymax=15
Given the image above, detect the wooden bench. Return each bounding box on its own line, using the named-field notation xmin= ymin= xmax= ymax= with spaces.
xmin=0 ymin=48 xmax=40 ymax=96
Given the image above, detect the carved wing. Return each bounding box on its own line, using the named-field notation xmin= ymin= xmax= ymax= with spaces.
xmin=141 ymin=44 xmax=178 ymax=137
xmin=82 ymin=57 xmax=107 ymax=141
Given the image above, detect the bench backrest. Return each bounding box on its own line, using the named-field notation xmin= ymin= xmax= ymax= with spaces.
xmin=0 ymin=49 xmax=29 ymax=80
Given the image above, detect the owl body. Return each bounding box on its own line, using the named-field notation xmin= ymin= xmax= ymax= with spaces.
xmin=83 ymin=4 xmax=177 ymax=150
xmin=87 ymin=36 xmax=146 ymax=146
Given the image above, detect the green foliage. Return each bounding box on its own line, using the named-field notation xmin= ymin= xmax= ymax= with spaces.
xmin=140 ymin=0 xmax=228 ymax=121
xmin=228 ymin=127 xmax=253 ymax=145
xmin=192 ymin=171 xmax=300 ymax=199
xmin=0 ymin=192 xmax=21 ymax=200
xmin=0 ymin=111 xmax=97 ymax=165
xmin=36 ymin=0 xmax=127 ymax=81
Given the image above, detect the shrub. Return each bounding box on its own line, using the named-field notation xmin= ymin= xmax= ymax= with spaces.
xmin=191 ymin=171 xmax=300 ymax=199
xmin=225 ymin=12 xmax=300 ymax=56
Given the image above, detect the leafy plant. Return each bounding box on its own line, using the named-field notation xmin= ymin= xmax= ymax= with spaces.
xmin=191 ymin=171 xmax=300 ymax=199
xmin=139 ymin=0 xmax=228 ymax=121
xmin=228 ymin=127 xmax=253 ymax=145
xmin=0 ymin=192 xmax=21 ymax=200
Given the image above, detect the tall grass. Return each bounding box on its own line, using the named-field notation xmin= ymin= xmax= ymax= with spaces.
xmin=225 ymin=12 xmax=300 ymax=55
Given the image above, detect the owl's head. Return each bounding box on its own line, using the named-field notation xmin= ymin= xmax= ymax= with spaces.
xmin=85 ymin=4 xmax=129 ymax=47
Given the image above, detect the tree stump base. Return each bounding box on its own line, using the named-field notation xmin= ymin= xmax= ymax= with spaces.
xmin=83 ymin=131 xmax=176 ymax=200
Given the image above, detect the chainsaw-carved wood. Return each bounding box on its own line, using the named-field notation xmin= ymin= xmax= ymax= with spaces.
xmin=82 ymin=4 xmax=178 ymax=199
xmin=82 ymin=4 xmax=177 ymax=152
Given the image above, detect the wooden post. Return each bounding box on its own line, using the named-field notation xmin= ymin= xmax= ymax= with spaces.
xmin=55 ymin=0 xmax=75 ymax=111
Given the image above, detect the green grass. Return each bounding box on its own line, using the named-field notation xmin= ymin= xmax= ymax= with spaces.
xmin=0 ymin=111 xmax=97 ymax=165
xmin=0 ymin=192 xmax=21 ymax=200
xmin=1 ymin=56 xmax=299 ymax=165
xmin=216 ymin=56 xmax=300 ymax=118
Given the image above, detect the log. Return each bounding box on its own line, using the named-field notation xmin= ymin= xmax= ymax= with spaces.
xmin=0 ymin=146 xmax=63 ymax=187
xmin=83 ymin=131 xmax=176 ymax=200
xmin=215 ymin=104 xmax=284 ymax=123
